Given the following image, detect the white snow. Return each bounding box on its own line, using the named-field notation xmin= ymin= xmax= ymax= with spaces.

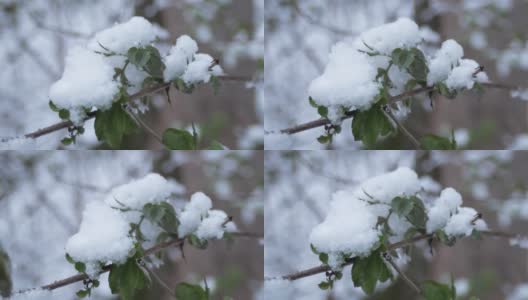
xmin=163 ymin=35 xmax=199 ymax=81
xmin=444 ymin=207 xmax=487 ymax=237
xmin=353 ymin=18 xmax=421 ymax=56
xmin=196 ymin=210 xmax=237 ymax=240
xmin=427 ymin=39 xmax=464 ymax=86
xmin=353 ymin=167 xmax=421 ymax=204
xmin=445 ymin=59 xmax=488 ymax=91
xmin=309 ymin=190 xmax=381 ymax=263
xmin=508 ymin=284 xmax=528 ymax=300
xmin=426 ymin=187 xmax=463 ymax=233
xmin=511 ymin=89 xmax=528 ymax=101
xmin=105 ymin=173 xmax=182 ymax=210
xmin=182 ymin=53 xmax=223 ymax=84
xmin=88 ymin=16 xmax=168 ymax=54
xmin=307 ymin=42 xmax=381 ymax=114
xmin=178 ymin=192 xmax=213 ymax=237
xmin=510 ymin=237 xmax=528 ymax=249
xmin=65 ymin=201 xmax=134 ymax=266
xmin=48 ymin=46 xmax=119 ymax=113
xmin=5 ymin=289 xmax=54 ymax=300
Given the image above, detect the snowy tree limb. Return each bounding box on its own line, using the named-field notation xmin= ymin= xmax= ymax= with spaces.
xmin=15 ymin=230 xmax=261 ymax=294
xmin=10 ymin=75 xmax=251 ymax=141
xmin=267 ymin=230 xmax=518 ymax=281
xmin=275 ymin=83 xmax=519 ymax=136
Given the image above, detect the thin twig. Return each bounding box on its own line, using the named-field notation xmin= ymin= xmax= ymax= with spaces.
xmin=142 ymin=264 xmax=176 ymax=297
xmin=291 ymin=0 xmax=357 ymax=35
xmin=382 ymin=105 xmax=421 ymax=149
xmin=124 ymin=106 xmax=163 ymax=143
xmin=382 ymin=252 xmax=421 ymax=294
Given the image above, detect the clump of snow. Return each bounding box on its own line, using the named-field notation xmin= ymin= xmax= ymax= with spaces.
xmin=196 ymin=210 xmax=237 ymax=240
xmin=177 ymin=192 xmax=236 ymax=239
xmin=310 ymin=167 xmax=421 ymax=268
xmin=49 ymin=46 xmax=119 ymax=116
xmin=309 ymin=190 xmax=381 ymax=266
xmin=426 ymin=188 xmax=463 ymax=233
xmin=307 ymin=42 xmax=381 ymax=117
xmin=105 ymin=173 xmax=182 ymax=211
xmin=163 ymin=35 xmax=199 ymax=81
xmin=497 ymin=194 xmax=528 ymax=226
xmin=427 ymin=39 xmax=464 ymax=86
xmin=238 ymin=124 xmax=264 ymax=149
xmin=182 ymin=53 xmax=223 ymax=84
xmin=354 ymin=18 xmax=421 ymax=55
xmin=444 ymin=207 xmax=487 ymax=237
xmin=65 ymin=201 xmax=134 ymax=266
xmin=445 ymin=59 xmax=488 ymax=91
xmin=88 ymin=16 xmax=168 ymax=54
xmin=508 ymin=134 xmax=528 ymax=150
xmin=353 ymin=167 xmax=421 ymax=203
xmin=508 ymin=284 xmax=528 ymax=300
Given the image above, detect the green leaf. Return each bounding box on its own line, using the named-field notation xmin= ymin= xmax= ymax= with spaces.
xmin=405 ymin=196 xmax=427 ymax=230
xmin=59 ymin=109 xmax=70 ymax=120
xmin=76 ymin=290 xmax=89 ymax=298
xmin=391 ymin=48 xmax=428 ymax=84
xmin=391 ymin=196 xmax=415 ymax=217
xmin=127 ymin=46 xmax=165 ymax=79
xmin=188 ymin=234 xmax=208 ymax=249
xmin=142 ymin=202 xmax=179 ymax=234
xmin=173 ymin=78 xmax=195 ymax=94
xmin=162 ymin=128 xmax=196 ymax=150
xmin=317 ymin=106 xmax=328 ymax=118
xmin=211 ymin=75 xmax=221 ymax=95
xmin=74 ymin=262 xmax=86 ymax=273
xmin=0 ymin=245 xmax=12 ymax=297
xmin=310 ymin=244 xmax=319 ymax=255
xmin=175 ymin=282 xmax=208 ymax=300
xmin=318 ymin=281 xmax=330 ymax=290
xmin=65 ymin=253 xmax=75 ymax=264
xmin=351 ymin=250 xmax=392 ymax=295
xmin=49 ymin=100 xmax=60 ymax=112
xmin=108 ymin=258 xmax=150 ymax=300
xmin=94 ymin=102 xmax=137 ymax=148
xmin=351 ymin=104 xmax=393 ymax=147
xmin=61 ymin=137 xmax=73 ymax=145
xmin=422 ymin=280 xmax=455 ymax=300
xmin=420 ymin=134 xmax=456 ymax=150
xmin=319 ymin=253 xmax=329 ymax=265
xmin=436 ymin=82 xmax=458 ymax=99
xmin=317 ymin=135 xmax=330 ymax=144
xmin=309 ymin=97 xmax=318 ymax=108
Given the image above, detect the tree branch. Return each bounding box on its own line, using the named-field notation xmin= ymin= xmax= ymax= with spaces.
xmin=14 ymin=231 xmax=261 ymax=294
xmin=276 ymin=83 xmax=519 ymax=136
xmin=9 ymin=75 xmax=250 ymax=141
xmin=268 ymin=230 xmax=518 ymax=282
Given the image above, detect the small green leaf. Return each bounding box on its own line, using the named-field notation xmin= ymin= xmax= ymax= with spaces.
xmin=317 ymin=135 xmax=330 ymax=144
xmin=94 ymin=102 xmax=137 ymax=148
xmin=309 ymin=97 xmax=318 ymax=108
xmin=61 ymin=137 xmax=73 ymax=145
xmin=420 ymin=134 xmax=456 ymax=150
xmin=319 ymin=253 xmax=329 ymax=265
xmin=405 ymin=196 xmax=427 ymax=230
xmin=422 ymin=280 xmax=455 ymax=300
xmin=74 ymin=262 xmax=86 ymax=273
xmin=391 ymin=196 xmax=415 ymax=217
xmin=65 ymin=253 xmax=75 ymax=264
xmin=162 ymin=128 xmax=196 ymax=150
xmin=175 ymin=282 xmax=208 ymax=300
xmin=76 ymin=290 xmax=89 ymax=298
xmin=436 ymin=82 xmax=458 ymax=99
xmin=109 ymin=258 xmax=150 ymax=300
xmin=317 ymin=106 xmax=328 ymax=118
xmin=310 ymin=244 xmax=319 ymax=255
xmin=318 ymin=281 xmax=330 ymax=290
xmin=49 ymin=100 xmax=60 ymax=112
xmin=188 ymin=234 xmax=208 ymax=249
xmin=351 ymin=250 xmax=392 ymax=295
xmin=351 ymin=104 xmax=393 ymax=147
xmin=59 ymin=109 xmax=70 ymax=120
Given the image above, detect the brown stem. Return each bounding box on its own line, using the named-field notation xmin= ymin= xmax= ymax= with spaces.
xmin=277 ymin=83 xmax=519 ymax=136
xmin=270 ymin=230 xmax=517 ymax=282
xmin=382 ymin=252 xmax=422 ymax=294
xmin=382 ymin=105 xmax=421 ymax=149
xmin=19 ymin=75 xmax=250 ymax=141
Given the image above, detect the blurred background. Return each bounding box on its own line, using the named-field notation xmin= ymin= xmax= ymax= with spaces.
xmin=0 ymin=0 xmax=263 ymax=150
xmin=0 ymin=150 xmax=263 ymax=299
xmin=264 ymin=0 xmax=528 ymax=150
xmin=264 ymin=151 xmax=528 ymax=300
